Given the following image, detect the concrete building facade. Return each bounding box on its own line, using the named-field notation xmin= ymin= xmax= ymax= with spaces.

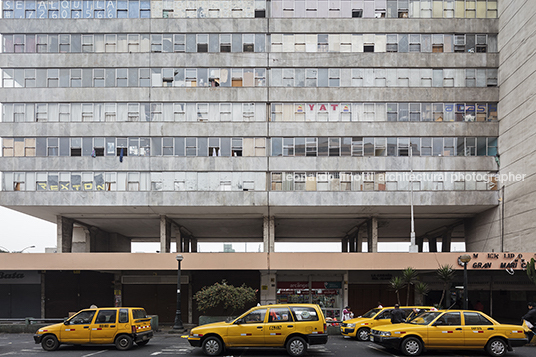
xmin=1 ymin=0 xmax=535 ymax=322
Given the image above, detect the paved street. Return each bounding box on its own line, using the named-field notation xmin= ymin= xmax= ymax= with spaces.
xmin=0 ymin=333 xmax=535 ymax=357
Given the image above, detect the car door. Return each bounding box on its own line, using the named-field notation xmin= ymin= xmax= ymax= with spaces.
xmin=427 ymin=312 xmax=464 ymax=348
xmin=462 ymin=311 xmax=495 ymax=347
xmin=265 ymin=307 xmax=295 ymax=346
xmin=373 ymin=309 xmax=392 ymax=328
xmin=60 ymin=310 xmax=96 ymax=344
xmin=227 ymin=308 xmax=267 ymax=346
xmin=90 ymin=309 xmax=119 ymax=344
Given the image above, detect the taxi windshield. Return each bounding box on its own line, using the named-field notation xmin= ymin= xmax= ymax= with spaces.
xmin=361 ymin=308 xmax=381 ymax=318
xmin=408 ymin=311 xmax=442 ymax=325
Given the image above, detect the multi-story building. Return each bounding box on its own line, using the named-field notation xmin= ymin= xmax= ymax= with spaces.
xmin=1 ymin=0 xmax=535 ymax=322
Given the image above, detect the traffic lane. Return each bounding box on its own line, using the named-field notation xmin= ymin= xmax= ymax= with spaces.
xmin=1 ymin=333 xmax=535 ymax=357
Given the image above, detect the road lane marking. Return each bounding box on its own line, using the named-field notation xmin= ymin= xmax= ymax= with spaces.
xmin=368 ymin=344 xmax=400 ymax=357
xmin=81 ymin=350 xmax=107 ymax=357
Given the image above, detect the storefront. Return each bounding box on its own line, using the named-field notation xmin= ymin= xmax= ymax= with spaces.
xmin=0 ymin=270 xmax=41 ymax=318
xmin=276 ymin=281 xmax=343 ymax=320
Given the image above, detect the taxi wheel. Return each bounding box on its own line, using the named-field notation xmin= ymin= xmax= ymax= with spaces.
xmin=356 ymin=328 xmax=370 ymax=341
xmin=486 ymin=338 xmax=507 ymax=357
xmin=401 ymin=337 xmax=423 ymax=356
xmin=136 ymin=340 xmax=149 ymax=347
xmin=115 ymin=334 xmax=133 ymax=351
xmin=202 ymin=336 xmax=223 ymax=356
xmin=286 ymin=336 xmax=307 ymax=357
xmin=41 ymin=335 xmax=59 ymax=351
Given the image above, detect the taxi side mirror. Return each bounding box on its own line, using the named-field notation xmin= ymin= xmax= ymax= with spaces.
xmin=235 ymin=318 xmax=245 ymax=325
xmin=64 ymin=321 xmax=69 ymax=325
xmin=433 ymin=320 xmax=443 ymax=326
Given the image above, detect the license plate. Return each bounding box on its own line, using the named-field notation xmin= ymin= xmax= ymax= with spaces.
xmin=370 ymin=336 xmax=374 ymax=341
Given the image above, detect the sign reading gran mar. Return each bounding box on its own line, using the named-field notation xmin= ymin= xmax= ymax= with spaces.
xmin=467 ymin=253 xmax=536 ymax=270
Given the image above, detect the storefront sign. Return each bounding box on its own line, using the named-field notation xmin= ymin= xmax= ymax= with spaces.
xmin=459 ymin=253 xmax=536 ymax=270
xmin=0 ymin=271 xmax=40 ymax=284
xmin=277 ymin=281 xmax=342 ymax=289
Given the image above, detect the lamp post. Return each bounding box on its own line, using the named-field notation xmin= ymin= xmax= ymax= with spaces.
xmin=16 ymin=245 xmax=35 ymax=253
xmin=459 ymin=254 xmax=472 ymax=310
xmin=173 ymin=254 xmax=184 ymax=330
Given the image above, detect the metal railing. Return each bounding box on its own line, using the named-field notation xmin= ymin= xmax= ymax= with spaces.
xmin=0 ymin=317 xmax=65 ymax=326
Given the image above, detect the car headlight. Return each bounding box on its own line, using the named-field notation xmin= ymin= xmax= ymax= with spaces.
xmin=378 ymin=331 xmax=391 ymax=336
xmin=345 ymin=323 xmax=356 ymax=328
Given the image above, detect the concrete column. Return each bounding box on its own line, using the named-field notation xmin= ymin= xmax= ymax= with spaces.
xmin=356 ymin=227 xmax=363 ymax=252
xmin=343 ymin=272 xmax=349 ymax=310
xmin=190 ymin=236 xmax=198 ymax=252
xmin=188 ymin=276 xmax=193 ymax=323
xmin=441 ymin=228 xmax=453 ymax=252
xmin=72 ymin=227 xmax=89 ymax=252
xmin=367 ymin=217 xmax=378 ymax=252
xmin=342 ymin=235 xmax=348 ymax=252
xmin=349 ymin=234 xmax=356 ymax=252
xmin=56 ymin=216 xmax=74 ymax=253
xmin=114 ymin=273 xmax=122 ymax=307
xmin=260 ymin=270 xmax=277 ymax=305
xmin=428 ymin=236 xmax=438 ymax=252
xmin=263 ymin=216 xmax=275 ymax=253
xmin=184 ymin=235 xmax=191 ymax=253
xmin=160 ymin=216 xmax=171 ymax=253
xmin=417 ymin=236 xmax=424 ymax=252
xmin=40 ymin=272 xmax=45 ymax=318
xmin=175 ymin=227 xmax=182 ymax=253
xmin=83 ymin=228 xmax=91 ymax=252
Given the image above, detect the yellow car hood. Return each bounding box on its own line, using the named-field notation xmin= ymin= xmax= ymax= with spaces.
xmin=36 ymin=322 xmax=64 ymax=334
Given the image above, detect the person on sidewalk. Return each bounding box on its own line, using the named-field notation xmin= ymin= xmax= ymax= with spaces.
xmin=391 ymin=304 xmax=406 ymax=324
xmin=522 ymin=302 xmax=536 ymax=344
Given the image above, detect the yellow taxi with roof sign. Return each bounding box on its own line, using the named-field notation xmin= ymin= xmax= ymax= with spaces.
xmin=188 ymin=303 xmax=328 ymax=356
xmin=340 ymin=305 xmax=433 ymax=341
xmin=34 ymin=307 xmax=153 ymax=351
xmin=370 ymin=309 xmax=528 ymax=356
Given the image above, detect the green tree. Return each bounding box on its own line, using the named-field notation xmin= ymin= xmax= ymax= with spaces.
xmin=193 ymin=280 xmax=257 ymax=315
xmin=527 ymin=258 xmax=536 ymax=286
xmin=436 ymin=264 xmax=455 ymax=308
xmin=402 ymin=267 xmax=419 ymax=306
xmin=389 ymin=276 xmax=406 ymax=305
xmin=415 ymin=281 xmax=430 ymax=305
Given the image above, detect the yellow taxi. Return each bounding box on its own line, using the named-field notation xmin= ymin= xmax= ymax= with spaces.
xmin=341 ymin=306 xmax=433 ymax=341
xmin=188 ymin=303 xmax=328 ymax=356
xmin=34 ymin=307 xmax=153 ymax=351
xmin=370 ymin=309 xmax=528 ymax=356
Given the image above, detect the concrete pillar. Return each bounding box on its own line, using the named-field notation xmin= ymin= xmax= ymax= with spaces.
xmin=343 ymin=272 xmax=349 ymax=309
xmin=56 ymin=216 xmax=74 ymax=253
xmin=190 ymin=236 xmax=198 ymax=252
xmin=441 ymin=228 xmax=453 ymax=252
xmin=356 ymin=227 xmax=363 ymax=252
xmin=417 ymin=236 xmax=424 ymax=252
xmin=114 ymin=273 xmax=122 ymax=307
xmin=263 ymin=216 xmax=275 ymax=253
xmin=260 ymin=270 xmax=277 ymax=305
xmin=342 ymin=235 xmax=348 ymax=252
xmin=40 ymin=272 xmax=45 ymax=318
xmin=160 ymin=216 xmax=171 ymax=253
xmin=175 ymin=227 xmax=182 ymax=253
xmin=367 ymin=217 xmax=378 ymax=252
xmin=184 ymin=235 xmax=191 ymax=253
xmin=349 ymin=234 xmax=356 ymax=252
xmin=428 ymin=236 xmax=438 ymax=252
xmin=72 ymin=227 xmax=90 ymax=252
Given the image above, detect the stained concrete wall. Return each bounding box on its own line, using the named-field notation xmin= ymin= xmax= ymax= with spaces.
xmin=466 ymin=0 xmax=536 ymax=252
